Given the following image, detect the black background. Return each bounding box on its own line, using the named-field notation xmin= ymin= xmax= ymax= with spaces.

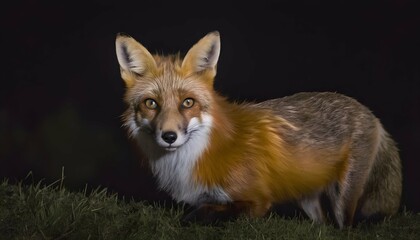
xmin=1 ymin=1 xmax=419 ymax=212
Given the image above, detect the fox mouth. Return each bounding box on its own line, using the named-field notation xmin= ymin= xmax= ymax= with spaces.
xmin=160 ymin=134 xmax=192 ymax=152
xmin=165 ymin=146 xmax=177 ymax=151
xmin=154 ymin=116 xmax=210 ymax=152
xmin=162 ymin=136 xmax=190 ymax=151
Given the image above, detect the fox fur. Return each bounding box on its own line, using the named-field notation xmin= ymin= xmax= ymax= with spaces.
xmin=115 ymin=31 xmax=402 ymax=228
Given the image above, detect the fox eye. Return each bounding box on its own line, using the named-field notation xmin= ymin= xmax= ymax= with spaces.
xmin=144 ymin=99 xmax=158 ymax=109
xmin=182 ymin=98 xmax=194 ymax=108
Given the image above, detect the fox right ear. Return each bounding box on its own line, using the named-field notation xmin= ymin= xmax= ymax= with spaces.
xmin=115 ymin=33 xmax=157 ymax=87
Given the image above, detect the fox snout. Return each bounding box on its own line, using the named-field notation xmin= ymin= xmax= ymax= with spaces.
xmin=154 ymin=125 xmax=186 ymax=151
xmin=148 ymin=115 xmax=212 ymax=152
xmin=151 ymin=110 xmax=188 ymax=150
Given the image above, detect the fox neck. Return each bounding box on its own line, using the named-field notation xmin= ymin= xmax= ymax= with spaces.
xmin=137 ymin=106 xmax=231 ymax=205
xmin=137 ymin=94 xmax=280 ymax=205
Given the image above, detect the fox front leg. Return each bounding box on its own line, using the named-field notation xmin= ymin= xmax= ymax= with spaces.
xmin=181 ymin=201 xmax=258 ymax=225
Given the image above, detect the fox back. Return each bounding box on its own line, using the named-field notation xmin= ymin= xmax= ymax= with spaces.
xmin=115 ymin=31 xmax=402 ymax=229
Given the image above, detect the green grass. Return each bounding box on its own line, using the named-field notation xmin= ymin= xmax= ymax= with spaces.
xmin=0 ymin=179 xmax=419 ymax=240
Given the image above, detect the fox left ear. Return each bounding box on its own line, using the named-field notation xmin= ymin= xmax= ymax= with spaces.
xmin=181 ymin=31 xmax=221 ymax=77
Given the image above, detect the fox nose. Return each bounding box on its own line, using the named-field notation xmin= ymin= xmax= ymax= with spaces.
xmin=161 ymin=131 xmax=177 ymax=144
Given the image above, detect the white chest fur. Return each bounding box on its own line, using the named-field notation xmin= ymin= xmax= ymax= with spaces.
xmin=137 ymin=115 xmax=231 ymax=205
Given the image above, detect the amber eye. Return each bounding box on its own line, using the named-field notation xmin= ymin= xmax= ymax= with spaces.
xmin=144 ymin=99 xmax=158 ymax=109
xmin=182 ymin=98 xmax=194 ymax=108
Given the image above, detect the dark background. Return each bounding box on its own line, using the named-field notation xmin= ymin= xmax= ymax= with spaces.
xmin=1 ymin=1 xmax=419 ymax=212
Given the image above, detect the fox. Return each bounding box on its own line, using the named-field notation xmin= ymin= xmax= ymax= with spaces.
xmin=115 ymin=31 xmax=402 ymax=228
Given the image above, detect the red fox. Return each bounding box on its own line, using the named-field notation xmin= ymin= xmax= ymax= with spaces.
xmin=115 ymin=31 xmax=402 ymax=228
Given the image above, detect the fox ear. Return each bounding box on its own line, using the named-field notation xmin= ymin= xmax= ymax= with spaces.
xmin=181 ymin=31 xmax=220 ymax=77
xmin=115 ymin=33 xmax=157 ymax=87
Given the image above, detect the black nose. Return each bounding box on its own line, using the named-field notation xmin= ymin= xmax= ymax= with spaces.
xmin=161 ymin=131 xmax=177 ymax=144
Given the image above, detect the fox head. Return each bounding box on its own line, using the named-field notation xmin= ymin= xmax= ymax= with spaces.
xmin=115 ymin=31 xmax=221 ymax=153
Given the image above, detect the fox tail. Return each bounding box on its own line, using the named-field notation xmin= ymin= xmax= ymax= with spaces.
xmin=359 ymin=124 xmax=402 ymax=219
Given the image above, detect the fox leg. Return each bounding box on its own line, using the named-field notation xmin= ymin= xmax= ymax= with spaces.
xmin=181 ymin=201 xmax=271 ymax=224
xmin=249 ymin=201 xmax=272 ymax=218
xmin=298 ymin=192 xmax=325 ymax=224
xmin=181 ymin=201 xmax=252 ymax=224
xmin=328 ymin=162 xmax=372 ymax=229
xmin=181 ymin=203 xmax=233 ymax=224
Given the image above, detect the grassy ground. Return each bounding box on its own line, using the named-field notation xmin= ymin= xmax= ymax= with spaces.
xmin=0 ymin=179 xmax=419 ymax=240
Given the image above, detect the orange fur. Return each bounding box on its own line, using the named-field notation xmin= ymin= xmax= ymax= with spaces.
xmin=193 ymin=94 xmax=350 ymax=217
xmin=116 ymin=31 xmax=402 ymax=228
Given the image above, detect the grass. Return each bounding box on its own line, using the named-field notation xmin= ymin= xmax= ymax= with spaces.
xmin=0 ymin=178 xmax=419 ymax=240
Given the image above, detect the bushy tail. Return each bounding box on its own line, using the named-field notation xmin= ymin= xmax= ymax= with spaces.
xmin=360 ymin=124 xmax=402 ymax=217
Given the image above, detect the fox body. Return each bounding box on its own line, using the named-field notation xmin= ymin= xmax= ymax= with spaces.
xmin=115 ymin=31 xmax=402 ymax=228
